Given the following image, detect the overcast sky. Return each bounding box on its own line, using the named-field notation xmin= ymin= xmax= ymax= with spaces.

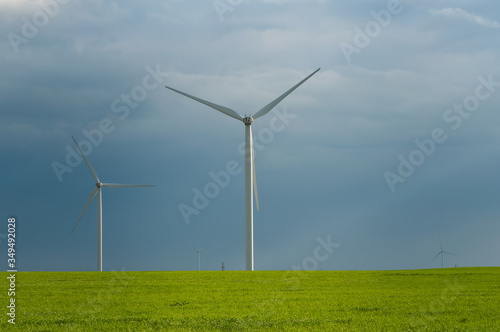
xmin=1 ymin=0 xmax=499 ymax=271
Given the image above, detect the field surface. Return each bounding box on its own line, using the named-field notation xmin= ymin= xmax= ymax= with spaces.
xmin=1 ymin=267 xmax=499 ymax=331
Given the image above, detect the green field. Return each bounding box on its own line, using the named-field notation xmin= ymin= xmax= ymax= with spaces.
xmin=1 ymin=267 xmax=499 ymax=331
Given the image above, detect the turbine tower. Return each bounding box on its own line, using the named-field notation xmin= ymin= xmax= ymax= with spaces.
xmin=70 ymin=137 xmax=155 ymax=271
xmin=431 ymin=235 xmax=456 ymax=269
xmin=166 ymin=68 xmax=320 ymax=270
xmin=186 ymin=243 xmax=213 ymax=271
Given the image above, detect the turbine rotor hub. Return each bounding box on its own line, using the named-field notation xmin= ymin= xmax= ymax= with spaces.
xmin=96 ymin=182 xmax=103 ymax=188
xmin=243 ymin=116 xmax=253 ymax=125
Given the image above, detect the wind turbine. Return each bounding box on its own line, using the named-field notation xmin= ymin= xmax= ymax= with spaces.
xmin=70 ymin=137 xmax=155 ymax=271
xmin=186 ymin=243 xmax=213 ymax=271
xmin=165 ymin=68 xmax=320 ymax=271
xmin=431 ymin=235 xmax=456 ymax=269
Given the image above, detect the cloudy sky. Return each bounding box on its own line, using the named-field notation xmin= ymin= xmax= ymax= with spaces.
xmin=1 ymin=0 xmax=499 ymax=271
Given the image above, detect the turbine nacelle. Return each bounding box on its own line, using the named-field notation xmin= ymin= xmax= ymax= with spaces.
xmin=96 ymin=182 xmax=103 ymax=188
xmin=243 ymin=116 xmax=254 ymax=125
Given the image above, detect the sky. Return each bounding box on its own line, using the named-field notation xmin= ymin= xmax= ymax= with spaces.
xmin=1 ymin=0 xmax=499 ymax=272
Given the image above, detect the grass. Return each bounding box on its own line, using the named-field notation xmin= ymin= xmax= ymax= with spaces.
xmin=1 ymin=267 xmax=499 ymax=331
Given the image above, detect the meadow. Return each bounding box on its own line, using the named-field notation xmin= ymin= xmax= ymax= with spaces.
xmin=1 ymin=267 xmax=499 ymax=331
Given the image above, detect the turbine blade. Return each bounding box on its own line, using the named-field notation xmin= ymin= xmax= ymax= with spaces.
xmin=443 ymin=251 xmax=457 ymax=256
xmin=252 ymin=68 xmax=320 ymax=120
xmin=102 ymin=184 xmax=156 ymax=188
xmin=72 ymin=136 xmax=100 ymax=182
xmin=71 ymin=188 xmax=98 ymax=233
xmin=185 ymin=242 xmax=197 ymax=251
xmin=439 ymin=235 xmax=443 ymax=251
xmin=250 ymin=127 xmax=259 ymax=211
xmin=165 ymin=86 xmax=243 ymax=121
xmin=431 ymin=252 xmax=441 ymax=262
xmin=201 ymin=243 xmax=214 ymax=252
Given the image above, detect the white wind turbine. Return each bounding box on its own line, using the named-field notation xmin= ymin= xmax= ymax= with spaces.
xmin=186 ymin=243 xmax=213 ymax=271
xmin=165 ymin=68 xmax=320 ymax=271
xmin=431 ymin=235 xmax=456 ymax=269
xmin=70 ymin=137 xmax=155 ymax=271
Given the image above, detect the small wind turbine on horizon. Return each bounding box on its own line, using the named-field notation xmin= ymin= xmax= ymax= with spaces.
xmin=186 ymin=243 xmax=213 ymax=271
xmin=431 ymin=235 xmax=456 ymax=269
xmin=165 ymin=68 xmax=320 ymax=271
xmin=70 ymin=137 xmax=155 ymax=272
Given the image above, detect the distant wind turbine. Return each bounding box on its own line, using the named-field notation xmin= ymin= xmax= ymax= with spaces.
xmin=186 ymin=243 xmax=213 ymax=271
xmin=70 ymin=137 xmax=155 ymax=271
xmin=165 ymin=68 xmax=320 ymax=271
xmin=431 ymin=235 xmax=456 ymax=269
